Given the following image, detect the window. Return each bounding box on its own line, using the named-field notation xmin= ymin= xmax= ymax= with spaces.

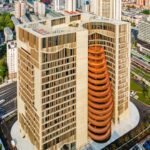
xmin=42 ymin=38 xmax=46 ymax=48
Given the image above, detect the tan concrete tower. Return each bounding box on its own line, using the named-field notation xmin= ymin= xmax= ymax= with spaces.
xmin=17 ymin=13 xmax=130 ymax=150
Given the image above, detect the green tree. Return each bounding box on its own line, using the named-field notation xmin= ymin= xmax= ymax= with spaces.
xmin=0 ymin=13 xmax=14 ymax=31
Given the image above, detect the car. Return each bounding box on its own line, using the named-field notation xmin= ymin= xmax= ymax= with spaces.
xmin=0 ymin=99 xmax=5 ymax=105
xmin=132 ymin=145 xmax=140 ymax=150
xmin=143 ymin=141 xmax=150 ymax=150
xmin=0 ymin=107 xmax=6 ymax=117
xmin=131 ymin=144 xmax=143 ymax=150
xmin=11 ymin=140 xmax=16 ymax=148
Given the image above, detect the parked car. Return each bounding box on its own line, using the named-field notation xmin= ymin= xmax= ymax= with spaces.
xmin=0 ymin=99 xmax=5 ymax=105
xmin=143 ymin=141 xmax=150 ymax=150
xmin=0 ymin=107 xmax=6 ymax=118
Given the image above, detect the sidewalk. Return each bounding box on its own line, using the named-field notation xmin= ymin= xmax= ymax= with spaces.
xmin=0 ymin=79 xmax=17 ymax=89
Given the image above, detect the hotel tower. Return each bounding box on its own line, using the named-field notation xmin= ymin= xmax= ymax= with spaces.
xmin=17 ymin=12 xmax=130 ymax=150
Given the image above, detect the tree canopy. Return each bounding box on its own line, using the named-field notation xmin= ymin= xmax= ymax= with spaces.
xmin=142 ymin=10 xmax=150 ymax=15
xmin=0 ymin=13 xmax=14 ymax=31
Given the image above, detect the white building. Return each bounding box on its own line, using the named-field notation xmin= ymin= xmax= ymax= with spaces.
xmin=38 ymin=2 xmax=45 ymax=16
xmin=7 ymin=41 xmax=17 ymax=80
xmin=34 ymin=1 xmax=45 ymax=16
xmin=34 ymin=1 xmax=38 ymax=15
xmin=65 ymin=0 xmax=76 ymax=12
xmin=54 ymin=0 xmax=60 ymax=11
xmin=21 ymin=1 xmax=26 ymax=17
xmin=4 ymin=27 xmax=13 ymax=42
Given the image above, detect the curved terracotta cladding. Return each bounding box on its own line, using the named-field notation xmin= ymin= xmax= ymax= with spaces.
xmin=88 ymin=46 xmax=113 ymax=142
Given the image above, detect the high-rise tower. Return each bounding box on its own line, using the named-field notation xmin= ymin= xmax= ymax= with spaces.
xmin=89 ymin=0 xmax=121 ymax=20
xmin=65 ymin=0 xmax=76 ymax=12
xmin=17 ymin=13 xmax=130 ymax=150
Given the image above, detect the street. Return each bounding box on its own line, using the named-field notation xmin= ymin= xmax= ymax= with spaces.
xmin=0 ymin=82 xmax=17 ymax=150
xmin=103 ymin=97 xmax=150 ymax=150
xmin=0 ymin=82 xmax=17 ymax=117
xmin=131 ymin=97 xmax=150 ymax=121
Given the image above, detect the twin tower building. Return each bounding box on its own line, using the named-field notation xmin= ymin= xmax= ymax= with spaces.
xmin=17 ymin=1 xmax=130 ymax=150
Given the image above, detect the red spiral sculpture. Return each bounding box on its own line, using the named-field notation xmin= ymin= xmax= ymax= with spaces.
xmin=88 ymin=46 xmax=113 ymax=142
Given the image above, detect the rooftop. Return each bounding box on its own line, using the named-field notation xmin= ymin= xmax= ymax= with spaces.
xmin=4 ymin=27 xmax=13 ymax=35
xmin=7 ymin=41 xmax=17 ymax=49
xmin=11 ymin=16 xmax=20 ymax=26
xmin=18 ymin=13 xmax=129 ymax=38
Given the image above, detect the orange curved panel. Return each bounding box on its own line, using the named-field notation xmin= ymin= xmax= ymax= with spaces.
xmin=88 ymin=86 xmax=111 ymax=97
xmin=88 ymin=54 xmax=105 ymax=61
xmin=88 ymin=103 xmax=113 ymax=115
xmin=88 ymin=46 xmax=113 ymax=142
xmin=88 ymin=76 xmax=109 ymax=85
xmin=88 ymin=71 xmax=107 ymax=79
xmin=88 ymin=122 xmax=111 ymax=134
xmin=88 ymin=111 xmax=112 ymax=121
xmin=88 ymin=97 xmax=112 ymax=109
xmin=88 ymin=128 xmax=111 ymax=141
xmin=88 ymin=46 xmax=104 ymax=54
xmin=88 ymin=92 xmax=111 ymax=103
xmin=89 ymin=117 xmax=111 ymax=127
xmin=88 ymin=60 xmax=106 ymax=68
xmin=88 ymin=82 xmax=110 ymax=91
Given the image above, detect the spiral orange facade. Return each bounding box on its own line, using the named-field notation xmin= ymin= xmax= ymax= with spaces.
xmin=88 ymin=46 xmax=113 ymax=142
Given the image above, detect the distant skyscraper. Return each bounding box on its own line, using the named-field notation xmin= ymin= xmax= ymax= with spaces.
xmin=136 ymin=0 xmax=150 ymax=8
xmin=15 ymin=1 xmax=21 ymax=19
xmin=34 ymin=1 xmax=46 ymax=16
xmin=34 ymin=1 xmax=38 ymax=15
xmin=38 ymin=2 xmax=46 ymax=16
xmin=15 ymin=1 xmax=26 ymax=19
xmin=145 ymin=0 xmax=150 ymax=8
xmin=54 ymin=0 xmax=60 ymax=11
xmin=20 ymin=1 xmax=26 ymax=16
xmin=89 ymin=0 xmax=121 ymax=20
xmin=65 ymin=0 xmax=76 ymax=12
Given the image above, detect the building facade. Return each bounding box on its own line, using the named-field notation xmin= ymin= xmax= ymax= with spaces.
xmin=65 ymin=0 xmax=76 ymax=12
xmin=7 ymin=41 xmax=17 ymax=79
xmin=15 ymin=1 xmax=26 ymax=19
xmin=135 ymin=18 xmax=150 ymax=72
xmin=137 ymin=18 xmax=150 ymax=56
xmin=15 ymin=1 xmax=21 ymax=19
xmin=89 ymin=0 xmax=121 ymax=20
xmin=17 ymin=13 xmax=130 ymax=150
xmin=136 ymin=0 xmax=150 ymax=9
xmin=34 ymin=1 xmax=46 ymax=16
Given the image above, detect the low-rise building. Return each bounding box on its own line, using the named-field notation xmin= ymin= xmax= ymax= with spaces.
xmin=137 ymin=17 xmax=150 ymax=55
xmin=4 ymin=27 xmax=13 ymax=42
